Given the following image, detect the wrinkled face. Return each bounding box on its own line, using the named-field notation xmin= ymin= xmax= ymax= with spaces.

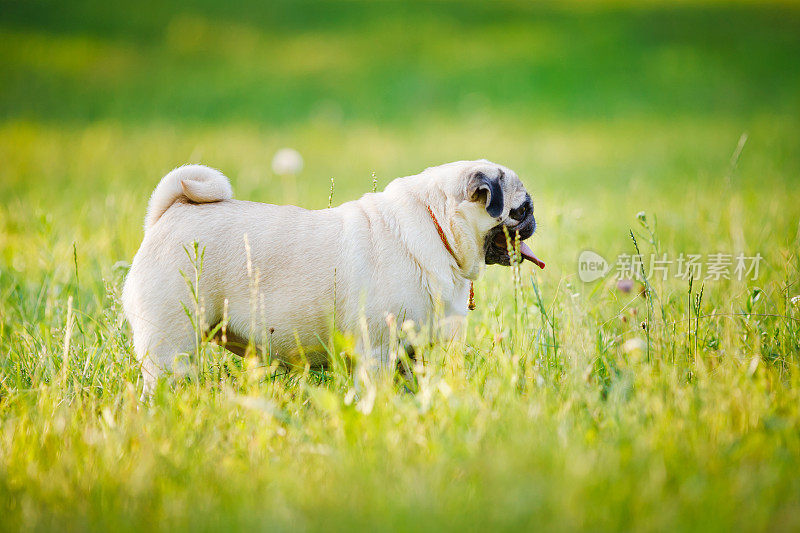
xmin=463 ymin=163 xmax=543 ymax=268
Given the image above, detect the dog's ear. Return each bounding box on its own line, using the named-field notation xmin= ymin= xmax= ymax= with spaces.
xmin=467 ymin=170 xmax=504 ymax=218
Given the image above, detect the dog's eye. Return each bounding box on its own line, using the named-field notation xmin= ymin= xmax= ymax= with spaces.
xmin=509 ymin=203 xmax=530 ymax=222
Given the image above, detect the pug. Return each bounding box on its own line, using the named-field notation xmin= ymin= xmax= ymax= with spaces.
xmin=122 ymin=160 xmax=544 ymax=396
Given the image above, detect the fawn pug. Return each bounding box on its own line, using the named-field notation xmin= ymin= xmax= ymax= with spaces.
xmin=122 ymin=160 xmax=544 ymax=396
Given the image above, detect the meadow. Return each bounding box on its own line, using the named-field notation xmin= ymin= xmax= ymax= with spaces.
xmin=1 ymin=1 xmax=800 ymax=530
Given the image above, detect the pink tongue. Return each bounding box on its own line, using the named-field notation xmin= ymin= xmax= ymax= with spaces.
xmin=520 ymin=241 xmax=546 ymax=269
xmin=494 ymin=233 xmax=545 ymax=269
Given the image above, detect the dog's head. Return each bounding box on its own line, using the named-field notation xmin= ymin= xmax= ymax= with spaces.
xmin=426 ymin=160 xmax=544 ymax=272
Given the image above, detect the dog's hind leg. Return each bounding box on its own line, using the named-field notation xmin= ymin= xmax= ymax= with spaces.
xmin=123 ymin=282 xmax=201 ymax=401
xmin=129 ymin=313 xmax=198 ymax=401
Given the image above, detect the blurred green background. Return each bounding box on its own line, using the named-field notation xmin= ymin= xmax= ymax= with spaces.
xmin=2 ymin=3 xmax=800 ymax=530
xmin=3 ymin=0 xmax=800 ymax=124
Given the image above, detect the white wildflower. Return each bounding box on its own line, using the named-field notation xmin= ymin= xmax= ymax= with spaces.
xmin=271 ymin=148 xmax=303 ymax=176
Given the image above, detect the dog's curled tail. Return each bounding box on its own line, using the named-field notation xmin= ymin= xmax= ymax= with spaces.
xmin=144 ymin=164 xmax=233 ymax=230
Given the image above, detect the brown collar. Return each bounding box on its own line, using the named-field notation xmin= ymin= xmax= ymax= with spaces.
xmin=426 ymin=205 xmax=476 ymax=311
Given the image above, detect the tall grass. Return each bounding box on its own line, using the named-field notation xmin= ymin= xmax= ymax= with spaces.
xmin=1 ymin=117 xmax=798 ymax=530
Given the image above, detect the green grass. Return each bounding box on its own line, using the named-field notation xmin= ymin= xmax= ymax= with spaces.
xmin=1 ymin=1 xmax=800 ymax=530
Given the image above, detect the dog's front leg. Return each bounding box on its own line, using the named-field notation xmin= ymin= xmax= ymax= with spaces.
xmin=351 ymin=337 xmax=398 ymax=414
xmin=436 ymin=314 xmax=467 ymax=348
